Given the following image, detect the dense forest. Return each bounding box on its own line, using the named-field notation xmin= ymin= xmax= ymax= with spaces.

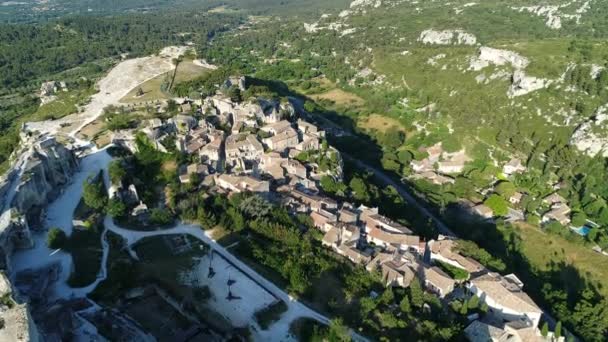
xmin=0 ymin=12 xmax=242 ymax=89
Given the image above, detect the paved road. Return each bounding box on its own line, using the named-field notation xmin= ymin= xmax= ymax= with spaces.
xmin=104 ymin=218 xmax=369 ymax=341
xmin=290 ymin=99 xmax=571 ymax=336
xmin=290 ymin=97 xmax=456 ymax=237
xmin=345 ymin=155 xmax=457 ymax=237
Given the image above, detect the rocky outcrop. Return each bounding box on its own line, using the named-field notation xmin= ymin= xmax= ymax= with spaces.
xmin=571 ymin=104 xmax=608 ymax=157
xmin=469 ymin=47 xmax=529 ymax=71
xmin=38 ymin=81 xmax=67 ymax=106
xmin=12 ymin=137 xmax=78 ymax=213
xmin=514 ymin=5 xmax=563 ymax=29
xmin=469 ymin=47 xmax=550 ymax=97
xmin=350 ymin=0 xmax=382 ymax=9
xmin=418 ymin=29 xmax=477 ymax=45
xmin=0 ymin=272 xmax=41 ymax=342
xmin=508 ymin=70 xmax=552 ymax=98
xmin=0 ymin=210 xmax=33 ymax=269
xmin=513 ymin=1 xmax=591 ymax=30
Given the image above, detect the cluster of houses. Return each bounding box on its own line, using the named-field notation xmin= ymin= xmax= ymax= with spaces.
xmin=468 ymin=159 xmax=576 ymax=229
xmin=279 ymin=183 xmax=556 ymax=341
xmin=410 ymin=142 xmax=471 ymax=185
xmin=296 ymin=186 xmax=557 ymax=341
xmin=111 ymin=80 xmax=340 ymax=222
xmin=271 ymin=168 xmax=555 ymax=341
xmin=107 ymin=77 xmax=562 ymax=340
xmin=409 ymin=141 xmax=580 ymax=231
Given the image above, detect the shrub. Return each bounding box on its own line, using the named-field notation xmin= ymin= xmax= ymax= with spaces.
xmin=254 ymin=300 xmax=288 ymax=330
xmin=484 ymin=194 xmax=508 ymax=216
xmin=150 ymin=208 xmax=173 ymax=226
xmin=47 ymin=228 xmax=67 ymax=249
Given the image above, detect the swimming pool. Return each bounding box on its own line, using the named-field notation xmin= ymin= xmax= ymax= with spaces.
xmin=570 ymin=225 xmax=591 ymax=236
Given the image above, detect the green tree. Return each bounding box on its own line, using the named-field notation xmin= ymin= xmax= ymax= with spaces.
xmin=555 ymin=321 xmax=562 ymax=338
xmin=320 ymin=175 xmax=346 ymax=196
xmin=108 ymin=160 xmax=126 ymax=184
xmin=460 ymin=300 xmax=469 ymax=315
xmin=47 ymin=228 xmax=67 ymax=249
xmin=107 ymin=198 xmax=127 ymax=218
xmin=409 ymin=278 xmax=424 ymax=308
xmin=495 ymin=181 xmax=516 ymax=199
xmin=484 ymin=194 xmax=508 ymax=216
xmin=468 ymin=295 xmax=479 ymax=309
xmin=349 ymin=176 xmax=371 ymax=203
xmin=379 ymin=127 xmax=405 ymax=149
xmin=83 ymin=174 xmax=107 ymax=211
xmin=399 ymin=295 xmax=411 ymax=314
xmin=541 ymin=322 xmax=549 ymax=337
xmin=379 ymin=288 xmax=394 ymax=305
xmin=150 ymin=208 xmax=173 ymax=225
xmin=227 ymin=85 xmax=242 ymax=102
xmin=227 ymin=207 xmax=246 ymax=231
xmin=359 ymin=297 xmax=377 ymax=317
xmin=327 ymin=319 xmax=350 ymax=342
xmin=303 ymin=100 xmax=318 ymax=113
xmin=571 ymin=211 xmax=587 ymax=226
xmin=442 ymin=135 xmax=462 ymax=153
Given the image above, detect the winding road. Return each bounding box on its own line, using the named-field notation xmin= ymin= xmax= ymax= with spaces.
xmin=290 ymin=97 xmax=456 ymax=237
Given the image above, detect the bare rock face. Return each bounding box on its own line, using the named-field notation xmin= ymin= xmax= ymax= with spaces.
xmin=0 ymin=272 xmax=41 ymax=342
xmin=468 ymin=47 xmax=550 ymax=97
xmin=12 ymin=138 xmax=79 ymax=213
xmin=469 ymin=47 xmax=529 ymax=71
xmin=0 ymin=302 xmax=41 ymax=342
xmin=418 ymin=29 xmax=477 ymax=45
xmin=508 ymin=70 xmax=552 ymax=98
xmin=571 ymin=104 xmax=608 ymax=157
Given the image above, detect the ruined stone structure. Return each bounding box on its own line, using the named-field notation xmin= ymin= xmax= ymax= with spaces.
xmin=12 ymin=137 xmax=79 ymax=213
xmin=0 ymin=137 xmax=78 ymax=341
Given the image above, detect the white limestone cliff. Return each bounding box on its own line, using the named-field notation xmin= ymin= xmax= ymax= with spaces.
xmin=418 ymin=29 xmax=477 ymax=45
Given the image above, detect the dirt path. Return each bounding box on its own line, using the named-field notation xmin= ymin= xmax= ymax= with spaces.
xmin=24 ymin=46 xmax=189 ymax=143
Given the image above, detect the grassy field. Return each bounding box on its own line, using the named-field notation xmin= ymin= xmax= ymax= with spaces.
xmin=174 ymin=59 xmax=210 ymax=83
xmin=514 ymin=222 xmax=608 ymax=297
xmin=120 ymin=72 xmax=171 ymax=103
xmin=120 ymin=59 xmax=209 ymax=103
xmin=77 ymin=119 xmax=112 ymax=147
xmin=358 ymin=114 xmax=406 ymax=133
xmin=123 ymin=293 xmax=192 ymax=340
xmin=32 ymin=87 xmax=96 ymax=121
xmin=311 ymin=88 xmax=365 ymax=107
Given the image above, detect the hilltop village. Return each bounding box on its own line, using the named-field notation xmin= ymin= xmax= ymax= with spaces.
xmin=0 ymin=74 xmax=565 ymax=341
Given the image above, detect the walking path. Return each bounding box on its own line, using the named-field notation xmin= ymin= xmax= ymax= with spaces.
xmin=9 ymin=144 xmax=360 ymax=341
xmin=104 ymin=217 xmax=335 ymax=340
